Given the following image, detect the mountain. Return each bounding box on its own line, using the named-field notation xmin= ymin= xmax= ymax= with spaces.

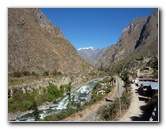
xmin=97 ymin=9 xmax=158 ymax=68
xmin=8 ymin=8 xmax=95 ymax=78
xmin=77 ymin=47 xmax=106 ymax=66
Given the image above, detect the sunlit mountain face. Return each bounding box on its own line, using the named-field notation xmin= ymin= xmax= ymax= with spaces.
xmin=77 ymin=46 xmax=107 ymax=66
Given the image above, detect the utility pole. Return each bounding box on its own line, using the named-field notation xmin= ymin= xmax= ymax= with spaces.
xmin=117 ymin=75 xmax=121 ymax=117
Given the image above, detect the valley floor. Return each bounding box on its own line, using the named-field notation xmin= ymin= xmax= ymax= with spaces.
xmin=63 ymin=77 xmax=124 ymax=121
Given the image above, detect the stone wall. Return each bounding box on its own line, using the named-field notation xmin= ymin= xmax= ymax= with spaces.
xmin=8 ymin=76 xmax=72 ymax=97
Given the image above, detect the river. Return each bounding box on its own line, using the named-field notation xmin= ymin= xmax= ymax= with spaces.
xmin=15 ymin=78 xmax=104 ymax=121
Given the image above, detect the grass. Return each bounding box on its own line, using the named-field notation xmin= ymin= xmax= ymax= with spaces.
xmin=97 ymin=91 xmax=132 ymax=121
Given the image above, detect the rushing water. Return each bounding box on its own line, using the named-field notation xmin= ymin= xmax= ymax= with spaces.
xmin=16 ymin=78 xmax=103 ymax=121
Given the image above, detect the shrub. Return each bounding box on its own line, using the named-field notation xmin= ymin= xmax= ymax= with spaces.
xmin=97 ymin=91 xmax=132 ymax=121
xmin=46 ymin=83 xmax=63 ymax=101
xmin=43 ymin=71 xmax=49 ymax=76
xmin=51 ymin=70 xmax=57 ymax=76
xmin=31 ymin=71 xmax=39 ymax=76
xmin=22 ymin=70 xmax=31 ymax=76
xmin=12 ymin=71 xmax=21 ymax=77
xmin=23 ymin=100 xmax=33 ymax=110
xmin=32 ymin=101 xmax=39 ymax=121
xmin=98 ymin=98 xmax=119 ymax=121
xmin=8 ymin=97 xmax=14 ymax=103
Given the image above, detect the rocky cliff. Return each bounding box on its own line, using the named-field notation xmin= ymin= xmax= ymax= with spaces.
xmin=8 ymin=8 xmax=94 ymax=77
xmin=97 ymin=9 xmax=158 ymax=68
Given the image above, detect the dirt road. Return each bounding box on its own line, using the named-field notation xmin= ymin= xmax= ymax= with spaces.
xmin=119 ymin=83 xmax=147 ymax=122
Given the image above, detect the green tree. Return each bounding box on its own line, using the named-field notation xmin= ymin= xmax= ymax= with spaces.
xmin=32 ymin=101 xmax=39 ymax=121
xmin=121 ymin=70 xmax=130 ymax=92
xmin=47 ymin=83 xmax=60 ymax=101
xmin=66 ymin=82 xmax=72 ymax=108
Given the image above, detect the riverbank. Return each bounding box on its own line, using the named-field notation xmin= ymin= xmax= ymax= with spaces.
xmin=63 ymin=76 xmax=124 ymax=121
xmin=63 ymin=86 xmax=117 ymax=121
xmin=8 ymin=77 xmax=102 ymax=121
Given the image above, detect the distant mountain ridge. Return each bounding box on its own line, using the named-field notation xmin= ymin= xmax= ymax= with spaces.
xmin=97 ymin=9 xmax=158 ymax=68
xmin=78 ymin=47 xmax=106 ymax=66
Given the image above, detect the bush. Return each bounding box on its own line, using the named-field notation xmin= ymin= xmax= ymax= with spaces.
xmin=23 ymin=100 xmax=33 ymax=110
xmin=51 ymin=70 xmax=57 ymax=76
xmin=31 ymin=71 xmax=39 ymax=76
xmin=13 ymin=71 xmax=22 ymax=77
xmin=43 ymin=71 xmax=49 ymax=76
xmin=98 ymin=98 xmax=119 ymax=121
xmin=22 ymin=70 xmax=31 ymax=76
xmin=44 ymin=107 xmax=77 ymax=121
xmin=52 ymin=70 xmax=62 ymax=76
xmin=46 ymin=83 xmax=63 ymax=101
xmin=8 ymin=97 xmax=14 ymax=103
xmin=97 ymin=91 xmax=132 ymax=121
xmin=8 ymin=89 xmax=35 ymax=113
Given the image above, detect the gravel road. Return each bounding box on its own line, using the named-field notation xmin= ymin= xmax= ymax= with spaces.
xmin=119 ymin=83 xmax=147 ymax=122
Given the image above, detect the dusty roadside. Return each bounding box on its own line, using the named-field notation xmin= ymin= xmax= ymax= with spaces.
xmin=119 ymin=83 xmax=147 ymax=121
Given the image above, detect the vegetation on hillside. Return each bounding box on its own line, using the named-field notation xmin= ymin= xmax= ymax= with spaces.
xmin=8 ymin=69 xmax=65 ymax=86
xmin=8 ymin=82 xmax=71 ymax=113
xmin=100 ymin=38 xmax=158 ymax=78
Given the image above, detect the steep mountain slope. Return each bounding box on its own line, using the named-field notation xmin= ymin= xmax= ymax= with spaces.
xmin=78 ymin=47 xmax=106 ymax=66
xmin=97 ymin=9 xmax=158 ymax=68
xmin=135 ymin=9 xmax=158 ymax=49
xmin=8 ymin=8 xmax=94 ymax=77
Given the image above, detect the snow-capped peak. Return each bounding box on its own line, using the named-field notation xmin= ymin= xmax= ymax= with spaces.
xmin=78 ymin=46 xmax=96 ymax=51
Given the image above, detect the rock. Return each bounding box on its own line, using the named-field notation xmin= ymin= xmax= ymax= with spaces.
xmin=8 ymin=8 xmax=95 ymax=77
xmin=96 ymin=9 xmax=158 ymax=68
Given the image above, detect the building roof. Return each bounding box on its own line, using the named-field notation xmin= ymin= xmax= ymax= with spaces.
xmin=140 ymin=81 xmax=158 ymax=90
xmin=140 ymin=81 xmax=158 ymax=89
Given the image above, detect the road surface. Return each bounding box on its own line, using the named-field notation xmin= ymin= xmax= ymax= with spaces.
xmin=119 ymin=83 xmax=147 ymax=121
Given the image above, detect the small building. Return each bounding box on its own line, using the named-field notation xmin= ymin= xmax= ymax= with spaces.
xmin=139 ymin=81 xmax=158 ymax=97
xmin=96 ymin=89 xmax=106 ymax=95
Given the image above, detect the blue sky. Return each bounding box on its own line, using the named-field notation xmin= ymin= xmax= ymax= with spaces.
xmin=40 ymin=8 xmax=155 ymax=50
